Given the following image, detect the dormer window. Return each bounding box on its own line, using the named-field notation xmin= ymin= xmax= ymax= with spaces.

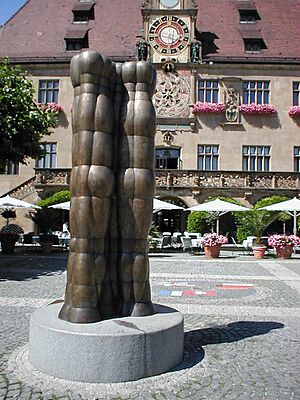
xmin=65 ymin=30 xmax=89 ymax=51
xmin=239 ymin=9 xmax=261 ymax=23
xmin=244 ymin=38 xmax=266 ymax=52
xmin=72 ymin=2 xmax=95 ymax=23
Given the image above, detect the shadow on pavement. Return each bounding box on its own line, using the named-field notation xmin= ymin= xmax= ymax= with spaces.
xmin=172 ymin=321 xmax=284 ymax=372
xmin=186 ymin=320 xmax=284 ymax=346
xmin=0 ymin=254 xmax=68 ymax=282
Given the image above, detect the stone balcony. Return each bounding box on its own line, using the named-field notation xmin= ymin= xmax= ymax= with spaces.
xmin=31 ymin=168 xmax=300 ymax=201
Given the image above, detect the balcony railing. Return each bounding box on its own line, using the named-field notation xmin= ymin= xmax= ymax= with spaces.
xmin=34 ymin=168 xmax=300 ymax=191
xmin=155 ymin=170 xmax=300 ymax=190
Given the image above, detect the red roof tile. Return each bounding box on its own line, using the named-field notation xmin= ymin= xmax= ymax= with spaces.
xmin=0 ymin=0 xmax=299 ymax=63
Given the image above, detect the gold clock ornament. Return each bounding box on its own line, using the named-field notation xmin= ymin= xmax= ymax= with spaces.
xmin=148 ymin=16 xmax=189 ymax=55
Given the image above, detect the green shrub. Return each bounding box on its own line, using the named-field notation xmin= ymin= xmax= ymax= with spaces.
xmin=187 ymin=211 xmax=209 ymax=233
xmin=37 ymin=190 xmax=70 ymax=207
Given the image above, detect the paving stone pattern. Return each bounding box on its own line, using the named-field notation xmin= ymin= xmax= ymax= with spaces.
xmin=0 ymin=252 xmax=300 ymax=399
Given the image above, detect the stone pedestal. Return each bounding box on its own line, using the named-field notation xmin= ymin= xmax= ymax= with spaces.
xmin=29 ymin=302 xmax=184 ymax=383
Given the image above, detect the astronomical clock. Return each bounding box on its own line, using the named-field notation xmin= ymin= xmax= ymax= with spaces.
xmin=142 ymin=0 xmax=198 ymax=64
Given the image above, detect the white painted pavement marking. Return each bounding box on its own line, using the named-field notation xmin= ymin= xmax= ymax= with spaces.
xmin=170 ymin=291 xmax=183 ymax=297
xmin=257 ymin=261 xmax=300 ymax=295
xmin=150 ymin=272 xmax=278 ymax=281
xmin=159 ymin=302 xmax=300 ymax=318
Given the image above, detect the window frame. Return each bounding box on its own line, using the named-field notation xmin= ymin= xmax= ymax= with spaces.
xmin=242 ymin=80 xmax=270 ymax=105
xmin=155 ymin=147 xmax=181 ymax=169
xmin=239 ymin=9 xmax=261 ymax=24
xmin=294 ymin=146 xmax=300 ymax=172
xmin=244 ymin=38 xmax=267 ymax=53
xmin=0 ymin=161 xmax=19 ymax=175
xmin=197 ymin=145 xmax=219 ymax=171
xmin=242 ymin=145 xmax=271 ymax=172
xmin=35 ymin=143 xmax=57 ymax=169
xmin=293 ymin=82 xmax=300 ymax=106
xmin=38 ymin=80 xmax=59 ymax=104
xmin=198 ymin=79 xmax=220 ymax=103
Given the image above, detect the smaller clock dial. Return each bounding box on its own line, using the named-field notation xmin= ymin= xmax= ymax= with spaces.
xmin=160 ymin=0 xmax=179 ymax=8
xmin=148 ymin=16 xmax=189 ymax=55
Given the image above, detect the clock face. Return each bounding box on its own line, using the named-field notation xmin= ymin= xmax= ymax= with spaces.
xmin=149 ymin=16 xmax=189 ymax=55
xmin=160 ymin=0 xmax=179 ymax=8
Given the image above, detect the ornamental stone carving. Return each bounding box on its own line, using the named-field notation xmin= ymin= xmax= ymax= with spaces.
xmin=154 ymin=72 xmax=191 ymax=117
xmin=225 ymin=87 xmax=240 ymax=123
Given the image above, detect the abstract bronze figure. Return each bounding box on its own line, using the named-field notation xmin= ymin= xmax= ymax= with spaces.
xmin=59 ymin=51 xmax=156 ymax=323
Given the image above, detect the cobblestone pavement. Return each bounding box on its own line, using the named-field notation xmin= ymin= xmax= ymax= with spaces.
xmin=0 ymin=252 xmax=300 ymax=399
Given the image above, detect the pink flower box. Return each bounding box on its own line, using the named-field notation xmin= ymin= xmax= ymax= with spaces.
xmin=38 ymin=102 xmax=63 ymax=113
xmin=238 ymin=103 xmax=276 ymax=115
xmin=193 ymin=102 xmax=226 ymax=114
xmin=288 ymin=106 xmax=300 ymax=116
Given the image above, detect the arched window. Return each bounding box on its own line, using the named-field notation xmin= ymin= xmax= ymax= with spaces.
xmin=155 ymin=148 xmax=181 ymax=169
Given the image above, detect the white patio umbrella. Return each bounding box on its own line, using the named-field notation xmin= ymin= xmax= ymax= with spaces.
xmin=50 ymin=199 xmax=184 ymax=213
xmin=153 ymin=198 xmax=184 ymax=213
xmin=0 ymin=195 xmax=41 ymax=209
xmin=186 ymin=198 xmax=250 ymax=234
xmin=49 ymin=201 xmax=71 ymax=210
xmin=258 ymin=197 xmax=300 ymax=235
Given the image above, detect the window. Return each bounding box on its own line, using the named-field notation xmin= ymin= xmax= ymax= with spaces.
xmin=294 ymin=147 xmax=300 ymax=172
xmin=0 ymin=161 xmax=19 ymax=175
xmin=36 ymin=143 xmax=57 ymax=169
xmin=239 ymin=10 xmax=261 ymax=23
xmin=242 ymin=81 xmax=270 ymax=104
xmin=198 ymin=80 xmax=219 ymax=103
xmin=243 ymin=146 xmax=270 ymax=172
xmin=38 ymin=80 xmax=59 ymax=103
xmin=244 ymin=39 xmax=267 ymax=52
xmin=293 ymin=82 xmax=300 ymax=106
xmin=66 ymin=36 xmax=89 ymax=51
xmin=155 ymin=148 xmax=180 ymax=169
xmin=73 ymin=8 xmax=94 ymax=23
xmin=198 ymin=145 xmax=219 ymax=171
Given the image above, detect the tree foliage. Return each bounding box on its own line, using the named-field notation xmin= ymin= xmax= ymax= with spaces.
xmin=234 ymin=195 xmax=290 ymax=243
xmin=0 ymin=59 xmax=58 ymax=168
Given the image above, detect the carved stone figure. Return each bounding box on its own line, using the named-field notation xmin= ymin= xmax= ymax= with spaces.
xmin=225 ymin=87 xmax=240 ymax=123
xmin=190 ymin=41 xmax=201 ymax=63
xmin=59 ymin=51 xmax=156 ymax=323
xmin=137 ymin=40 xmax=148 ymax=61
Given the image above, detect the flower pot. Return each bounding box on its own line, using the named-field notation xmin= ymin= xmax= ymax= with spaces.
xmin=204 ymin=244 xmax=222 ymax=258
xmin=253 ymin=245 xmax=267 ymax=259
xmin=0 ymin=239 xmax=16 ymax=255
xmin=275 ymin=245 xmax=293 ymax=259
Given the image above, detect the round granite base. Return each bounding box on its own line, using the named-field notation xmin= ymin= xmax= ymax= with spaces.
xmin=29 ymin=302 xmax=184 ymax=383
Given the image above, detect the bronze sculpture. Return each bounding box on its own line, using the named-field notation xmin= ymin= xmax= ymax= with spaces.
xmin=59 ymin=51 xmax=156 ymax=323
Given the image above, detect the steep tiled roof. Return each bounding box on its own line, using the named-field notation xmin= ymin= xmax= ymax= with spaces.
xmin=0 ymin=0 xmax=299 ymax=63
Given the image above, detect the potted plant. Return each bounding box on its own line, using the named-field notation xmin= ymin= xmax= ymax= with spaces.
xmin=0 ymin=232 xmax=19 ymax=254
xmin=200 ymin=233 xmax=228 ymax=258
xmin=234 ymin=196 xmax=291 ymax=259
xmin=29 ymin=208 xmax=61 ymax=254
xmin=268 ymin=234 xmax=300 ymax=259
xmin=38 ymin=233 xmax=58 ymax=254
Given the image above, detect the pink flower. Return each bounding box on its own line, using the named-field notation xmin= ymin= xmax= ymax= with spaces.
xmin=193 ymin=102 xmax=226 ymax=114
xmin=267 ymin=234 xmax=300 ymax=248
xmin=288 ymin=106 xmax=300 ymax=116
xmin=200 ymin=233 xmax=228 ymax=246
xmin=238 ymin=103 xmax=276 ymax=115
xmin=37 ymin=102 xmax=63 ymax=113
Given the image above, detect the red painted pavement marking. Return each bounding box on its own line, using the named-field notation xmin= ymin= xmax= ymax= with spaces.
xmin=182 ymin=290 xmax=196 ymax=296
